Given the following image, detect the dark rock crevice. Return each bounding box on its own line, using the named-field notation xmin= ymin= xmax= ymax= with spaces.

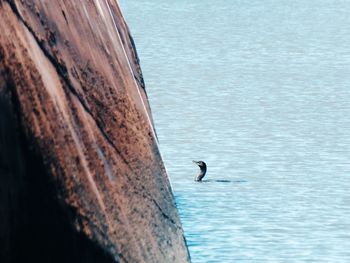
xmin=151 ymin=199 xmax=179 ymax=228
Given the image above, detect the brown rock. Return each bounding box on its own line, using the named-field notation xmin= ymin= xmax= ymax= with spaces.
xmin=0 ymin=0 xmax=190 ymax=262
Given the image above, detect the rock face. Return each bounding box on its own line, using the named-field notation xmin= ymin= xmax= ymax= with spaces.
xmin=0 ymin=1 xmax=190 ymax=262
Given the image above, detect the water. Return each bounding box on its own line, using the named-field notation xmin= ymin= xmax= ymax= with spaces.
xmin=119 ymin=1 xmax=350 ymax=262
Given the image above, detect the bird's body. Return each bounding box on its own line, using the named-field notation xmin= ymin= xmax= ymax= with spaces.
xmin=193 ymin=160 xmax=207 ymax=182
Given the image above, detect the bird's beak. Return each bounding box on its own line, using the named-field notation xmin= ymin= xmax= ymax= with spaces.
xmin=192 ymin=160 xmax=198 ymax=165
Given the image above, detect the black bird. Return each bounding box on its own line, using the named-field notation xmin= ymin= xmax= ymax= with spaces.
xmin=192 ymin=160 xmax=207 ymax=182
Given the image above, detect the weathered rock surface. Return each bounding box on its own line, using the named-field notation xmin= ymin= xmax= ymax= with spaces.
xmin=0 ymin=0 xmax=190 ymax=262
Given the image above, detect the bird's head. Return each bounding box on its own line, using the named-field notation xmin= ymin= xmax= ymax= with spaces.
xmin=192 ymin=160 xmax=206 ymax=168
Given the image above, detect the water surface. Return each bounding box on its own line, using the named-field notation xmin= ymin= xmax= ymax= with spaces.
xmin=119 ymin=1 xmax=350 ymax=262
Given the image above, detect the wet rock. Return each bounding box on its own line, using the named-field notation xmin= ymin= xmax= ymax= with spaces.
xmin=0 ymin=1 xmax=190 ymax=262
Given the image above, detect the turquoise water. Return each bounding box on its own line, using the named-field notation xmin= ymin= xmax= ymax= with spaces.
xmin=119 ymin=1 xmax=350 ymax=262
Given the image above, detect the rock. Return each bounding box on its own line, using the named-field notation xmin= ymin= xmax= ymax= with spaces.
xmin=0 ymin=1 xmax=190 ymax=262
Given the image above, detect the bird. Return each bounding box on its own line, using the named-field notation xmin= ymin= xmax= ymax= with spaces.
xmin=192 ymin=160 xmax=207 ymax=182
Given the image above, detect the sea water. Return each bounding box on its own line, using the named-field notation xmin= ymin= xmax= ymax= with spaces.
xmin=119 ymin=0 xmax=350 ymax=262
